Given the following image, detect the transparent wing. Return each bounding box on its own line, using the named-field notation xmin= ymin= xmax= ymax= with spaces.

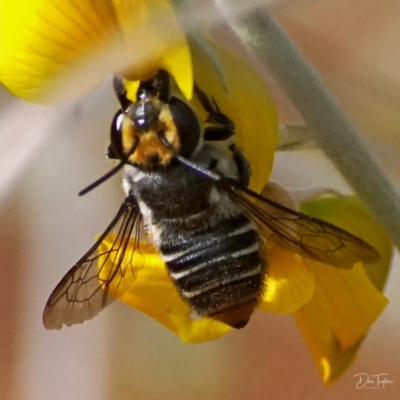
xmin=43 ymin=197 xmax=142 ymax=330
xmin=227 ymin=185 xmax=380 ymax=269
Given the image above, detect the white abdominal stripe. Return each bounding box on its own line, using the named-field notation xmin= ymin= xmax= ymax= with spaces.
xmin=160 ymin=214 xmax=263 ymax=306
xmin=169 ymin=242 xmax=259 ymax=280
xmin=161 ymin=218 xmax=255 ymax=264
xmin=182 ymin=264 xmax=262 ymax=298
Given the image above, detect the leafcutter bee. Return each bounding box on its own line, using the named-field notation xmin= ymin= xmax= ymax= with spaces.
xmin=43 ymin=70 xmax=380 ymax=330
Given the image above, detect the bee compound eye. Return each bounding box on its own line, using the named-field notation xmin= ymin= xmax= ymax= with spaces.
xmin=108 ymin=110 xmax=125 ymax=160
xmin=169 ymin=97 xmax=201 ymax=157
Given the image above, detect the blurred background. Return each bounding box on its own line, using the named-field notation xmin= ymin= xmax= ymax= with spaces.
xmin=1 ymin=0 xmax=400 ymax=399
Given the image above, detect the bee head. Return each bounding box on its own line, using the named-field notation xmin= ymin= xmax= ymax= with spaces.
xmin=129 ymin=100 xmax=162 ymax=132
xmin=81 ymin=71 xmax=199 ymax=195
xmin=108 ymin=71 xmax=201 ymax=168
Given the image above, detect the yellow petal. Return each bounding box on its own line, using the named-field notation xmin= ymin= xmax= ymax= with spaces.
xmin=0 ymin=0 xmax=191 ymax=103
xmin=295 ymin=195 xmax=392 ymax=384
xmin=189 ymin=37 xmax=278 ymax=193
xmin=295 ymin=296 xmax=363 ymax=384
xmin=258 ymin=243 xmax=315 ymax=313
xmin=300 ymin=196 xmax=393 ymax=292
xmin=302 ymin=261 xmax=388 ymax=351
xmin=98 ymin=235 xmax=231 ymax=343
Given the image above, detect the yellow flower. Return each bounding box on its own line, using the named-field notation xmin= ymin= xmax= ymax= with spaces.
xmin=0 ymin=0 xmax=192 ymax=103
xmin=295 ymin=196 xmax=392 ymax=384
xmin=99 ymin=193 xmax=391 ymax=384
xmin=0 ymin=0 xmax=391 ymax=386
xmin=0 ymin=0 xmax=277 ymax=188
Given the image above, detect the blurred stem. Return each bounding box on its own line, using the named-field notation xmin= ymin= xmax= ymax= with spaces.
xmin=277 ymin=124 xmax=316 ymax=151
xmin=213 ymin=0 xmax=400 ymax=250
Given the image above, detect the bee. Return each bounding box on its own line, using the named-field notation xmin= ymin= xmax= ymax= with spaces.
xmin=43 ymin=70 xmax=380 ymax=330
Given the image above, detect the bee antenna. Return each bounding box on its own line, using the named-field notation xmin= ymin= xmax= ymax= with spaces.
xmin=78 ymin=161 xmax=126 ymax=196
xmin=158 ymin=135 xmax=222 ymax=182
xmin=78 ymin=140 xmax=138 ymax=196
xmin=113 ymin=76 xmax=131 ymax=111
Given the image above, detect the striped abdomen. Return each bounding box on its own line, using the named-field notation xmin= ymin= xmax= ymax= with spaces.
xmin=159 ymin=214 xmax=267 ymax=329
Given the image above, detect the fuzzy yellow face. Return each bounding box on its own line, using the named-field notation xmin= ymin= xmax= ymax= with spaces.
xmin=121 ymin=102 xmax=182 ymax=168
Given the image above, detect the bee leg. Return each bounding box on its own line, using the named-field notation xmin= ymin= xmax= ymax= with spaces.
xmin=163 ymin=87 xmax=251 ymax=187
xmin=194 ymin=83 xmax=221 ymax=115
xmin=229 ymin=144 xmax=252 ymax=187
xmin=194 ymin=83 xmax=235 ymax=142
